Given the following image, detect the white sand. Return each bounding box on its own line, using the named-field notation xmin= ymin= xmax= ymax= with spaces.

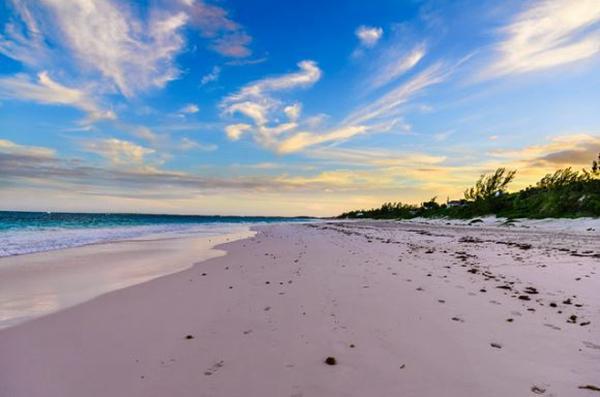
xmin=0 ymin=221 xmax=598 ymax=396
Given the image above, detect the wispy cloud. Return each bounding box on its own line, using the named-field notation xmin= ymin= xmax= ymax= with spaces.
xmin=220 ymin=57 xmax=447 ymax=154
xmin=225 ymin=123 xmax=252 ymax=141
xmin=345 ymin=63 xmax=447 ymax=126
xmin=489 ymin=133 xmax=600 ymax=167
xmin=355 ymin=25 xmax=383 ymax=47
xmin=81 ymin=138 xmax=155 ymax=167
xmin=223 ymin=60 xmax=322 ymax=102
xmin=307 ymin=147 xmax=446 ymax=168
xmin=178 ymin=103 xmax=200 ymax=114
xmin=368 ymin=42 xmax=426 ymax=89
xmin=24 ymin=1 xmax=186 ymax=97
xmin=276 ymin=126 xmax=368 ymax=154
xmin=184 ymin=0 xmax=252 ymax=58
xmin=178 ymin=137 xmax=217 ymax=151
xmin=483 ymin=0 xmax=600 ymax=78
xmin=0 ymin=71 xmax=116 ymax=122
xmin=0 ymin=138 xmax=55 ymax=158
xmin=0 ymin=0 xmax=252 ymax=102
xmin=221 ymin=60 xmax=322 ymax=148
xmin=200 ymin=66 xmax=221 ymax=85
xmin=0 ymin=0 xmax=48 ymax=67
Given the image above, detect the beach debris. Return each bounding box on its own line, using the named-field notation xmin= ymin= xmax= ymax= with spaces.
xmin=531 ymin=385 xmax=546 ymax=394
xmin=578 ymin=385 xmax=600 ymax=392
xmin=490 ymin=342 xmax=502 ymax=349
xmin=185 ymin=335 xmax=194 ymax=340
xmin=518 ymin=295 xmax=531 ymax=301
xmin=324 ymin=356 xmax=337 ymax=366
xmin=567 ymin=315 xmax=577 ymax=324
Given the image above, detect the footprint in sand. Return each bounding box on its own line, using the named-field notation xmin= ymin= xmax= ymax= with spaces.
xmin=204 ymin=360 xmax=225 ymax=376
xmin=583 ymin=341 xmax=600 ymax=350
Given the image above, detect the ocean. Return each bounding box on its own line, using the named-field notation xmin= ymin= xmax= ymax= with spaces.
xmin=0 ymin=211 xmax=311 ymax=257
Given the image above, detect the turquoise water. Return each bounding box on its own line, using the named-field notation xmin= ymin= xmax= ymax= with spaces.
xmin=0 ymin=211 xmax=312 ymax=257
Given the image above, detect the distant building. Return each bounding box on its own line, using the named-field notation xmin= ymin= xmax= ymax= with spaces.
xmin=447 ymin=199 xmax=468 ymax=208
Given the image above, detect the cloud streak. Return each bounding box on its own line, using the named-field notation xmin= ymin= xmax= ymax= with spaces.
xmin=0 ymin=71 xmax=116 ymax=122
xmin=345 ymin=63 xmax=447 ymax=126
xmin=369 ymin=43 xmax=426 ymax=89
xmin=184 ymin=0 xmax=252 ymax=58
xmin=483 ymin=0 xmax=600 ymax=78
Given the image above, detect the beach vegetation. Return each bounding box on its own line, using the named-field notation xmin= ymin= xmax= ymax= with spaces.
xmin=339 ymin=153 xmax=600 ymax=219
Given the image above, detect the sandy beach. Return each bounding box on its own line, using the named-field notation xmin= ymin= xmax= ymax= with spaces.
xmin=0 ymin=220 xmax=599 ymax=396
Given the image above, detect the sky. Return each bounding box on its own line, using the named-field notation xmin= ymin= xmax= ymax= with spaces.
xmin=0 ymin=0 xmax=599 ymax=216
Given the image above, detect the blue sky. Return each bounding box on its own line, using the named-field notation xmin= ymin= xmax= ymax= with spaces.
xmin=0 ymin=0 xmax=599 ymax=216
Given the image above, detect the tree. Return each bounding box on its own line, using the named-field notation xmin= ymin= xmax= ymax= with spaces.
xmin=422 ymin=196 xmax=440 ymax=210
xmin=464 ymin=168 xmax=517 ymax=201
xmin=592 ymin=152 xmax=599 ymax=175
xmin=537 ymin=167 xmax=586 ymax=189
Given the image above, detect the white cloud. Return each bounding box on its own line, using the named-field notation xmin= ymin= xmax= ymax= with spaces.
xmin=211 ymin=32 xmax=252 ymax=58
xmin=276 ymin=125 xmax=368 ymax=154
xmin=131 ymin=126 xmax=161 ymax=144
xmin=307 ymin=147 xmax=447 ymax=167
xmin=369 ymin=43 xmax=426 ymax=89
xmin=178 ymin=137 xmax=217 ymax=151
xmin=224 ymin=60 xmax=321 ymax=103
xmin=82 ymin=138 xmax=155 ymax=166
xmin=0 ymin=0 xmax=49 ymax=67
xmin=284 ymin=103 xmax=302 ymax=121
xmin=0 ymin=139 xmax=55 ymax=158
xmin=356 ymin=25 xmax=383 ymax=47
xmin=40 ymin=0 xmax=186 ymax=96
xmin=183 ymin=0 xmax=252 ymax=58
xmin=179 ymin=103 xmax=200 ymax=114
xmin=220 ymin=60 xmax=322 ymax=147
xmin=0 ymin=71 xmax=116 ymax=122
xmin=220 ymin=58 xmax=445 ymax=154
xmin=0 ymin=1 xmax=187 ymax=97
xmin=226 ymin=101 xmax=270 ymax=126
xmin=225 ymin=123 xmax=252 ymax=141
xmin=346 ymin=63 xmax=447 ymax=126
xmin=201 ymin=66 xmax=221 ymax=85
xmin=484 ymin=0 xmax=600 ymax=78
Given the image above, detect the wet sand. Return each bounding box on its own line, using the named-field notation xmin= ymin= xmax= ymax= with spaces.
xmin=0 ymin=221 xmax=598 ymax=396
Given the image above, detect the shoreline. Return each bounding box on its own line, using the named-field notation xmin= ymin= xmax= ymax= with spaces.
xmin=0 ymin=226 xmax=255 ymax=329
xmin=0 ymin=221 xmax=598 ymax=396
